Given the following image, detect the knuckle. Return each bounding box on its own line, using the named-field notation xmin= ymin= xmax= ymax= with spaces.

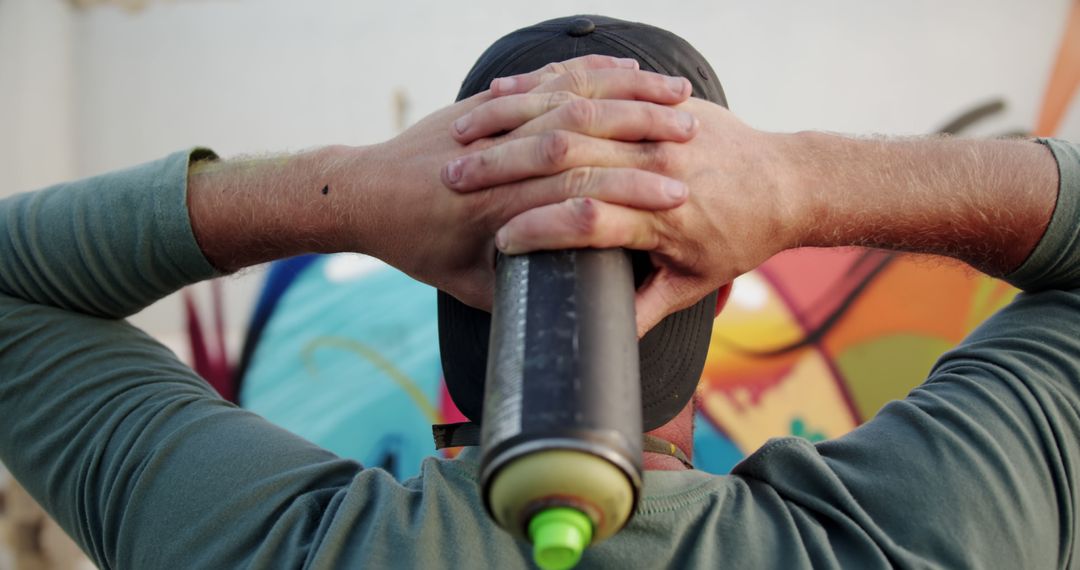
xmin=561 ymin=167 xmax=594 ymax=198
xmin=582 ymin=54 xmax=606 ymax=67
xmin=565 ymin=69 xmax=592 ymax=96
xmin=475 ymin=147 xmax=496 ymax=171
xmin=539 ymin=131 xmax=571 ymax=169
xmin=568 ymin=197 xmax=598 ymax=236
xmin=642 ymin=142 xmax=673 ymax=173
xmin=647 ymin=105 xmax=672 ymax=133
xmin=563 ymin=98 xmax=597 ymax=130
xmin=543 ymin=61 xmax=567 ymax=75
xmin=544 ymin=90 xmax=576 ymax=111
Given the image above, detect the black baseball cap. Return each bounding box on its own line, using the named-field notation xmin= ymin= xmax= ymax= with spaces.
xmin=438 ymin=15 xmax=728 ymax=432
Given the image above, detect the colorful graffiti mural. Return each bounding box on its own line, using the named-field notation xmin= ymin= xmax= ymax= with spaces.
xmin=692 ymin=249 xmax=1017 ymax=471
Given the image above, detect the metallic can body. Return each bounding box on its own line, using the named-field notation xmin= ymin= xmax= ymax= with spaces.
xmin=480 ymin=249 xmax=644 ymax=542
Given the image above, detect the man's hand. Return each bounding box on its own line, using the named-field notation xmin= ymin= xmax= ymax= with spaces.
xmin=448 ymin=98 xmax=799 ymax=335
xmin=364 ymin=57 xmax=701 ymax=309
xmin=449 ymin=95 xmax=1059 ymax=336
xmin=188 ymin=55 xmax=701 ymax=310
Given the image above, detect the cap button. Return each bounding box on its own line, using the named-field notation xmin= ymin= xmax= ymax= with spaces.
xmin=567 ymin=17 xmax=596 ymax=37
xmin=529 ymin=507 xmax=593 ymax=570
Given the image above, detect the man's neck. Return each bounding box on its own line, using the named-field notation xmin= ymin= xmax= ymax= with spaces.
xmin=643 ymin=452 xmax=691 ymax=471
xmin=642 ymin=400 xmax=696 ymax=471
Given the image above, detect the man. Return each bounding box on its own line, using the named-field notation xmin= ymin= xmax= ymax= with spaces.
xmin=0 ymin=16 xmax=1076 ymax=570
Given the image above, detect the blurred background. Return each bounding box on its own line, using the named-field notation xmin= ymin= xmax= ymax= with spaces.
xmin=0 ymin=0 xmax=1077 ymax=568
xmin=1 ymin=0 xmax=1075 ymax=352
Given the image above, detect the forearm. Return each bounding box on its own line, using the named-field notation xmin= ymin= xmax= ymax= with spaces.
xmin=787 ymin=134 xmax=1058 ymax=279
xmin=187 ymin=145 xmax=381 ymax=272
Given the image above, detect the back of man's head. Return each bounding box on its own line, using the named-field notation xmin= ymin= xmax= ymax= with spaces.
xmin=438 ymin=15 xmax=729 ymax=434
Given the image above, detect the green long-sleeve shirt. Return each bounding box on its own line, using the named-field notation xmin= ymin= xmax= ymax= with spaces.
xmin=1 ymin=140 xmax=1079 ymax=569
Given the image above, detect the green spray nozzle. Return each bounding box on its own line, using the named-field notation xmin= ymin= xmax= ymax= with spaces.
xmin=528 ymin=507 xmax=594 ymax=570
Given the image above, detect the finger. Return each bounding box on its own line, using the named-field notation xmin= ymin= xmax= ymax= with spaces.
xmin=452 ymin=91 xmax=582 ymax=143
xmin=495 ymin=198 xmax=660 ymax=255
xmin=514 ymin=98 xmax=698 ymax=142
xmin=443 ymin=131 xmax=674 ymax=192
xmin=488 ymin=167 xmax=687 ymax=221
xmin=453 ymin=95 xmax=698 ymax=144
xmin=633 ymin=271 xmax=701 ymax=337
xmin=490 ymin=55 xmax=639 ymax=96
xmin=526 ymin=68 xmax=692 ymax=105
xmin=456 ymin=88 xmax=497 ymax=108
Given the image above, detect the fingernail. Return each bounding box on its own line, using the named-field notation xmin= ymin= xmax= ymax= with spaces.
xmin=495 ymin=228 xmax=509 ymax=250
xmin=616 ymin=58 xmax=639 ymax=68
xmin=667 ymin=76 xmax=687 ymax=95
xmin=446 ymin=159 xmax=463 ymax=184
xmin=453 ymin=116 xmax=469 ymax=136
xmin=664 ymin=179 xmax=687 ymax=200
xmin=677 ymin=111 xmax=696 ymax=132
xmin=491 ymin=77 xmax=515 ymax=94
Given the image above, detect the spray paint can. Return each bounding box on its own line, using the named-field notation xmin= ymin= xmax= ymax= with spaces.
xmin=480 ymin=249 xmax=643 ymax=569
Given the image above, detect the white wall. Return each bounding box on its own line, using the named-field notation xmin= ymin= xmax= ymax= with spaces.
xmin=0 ymin=0 xmax=73 ymax=195
xmin=2 ymin=0 xmax=1077 ymax=357
xmin=71 ymin=1 xmax=1079 ymax=161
